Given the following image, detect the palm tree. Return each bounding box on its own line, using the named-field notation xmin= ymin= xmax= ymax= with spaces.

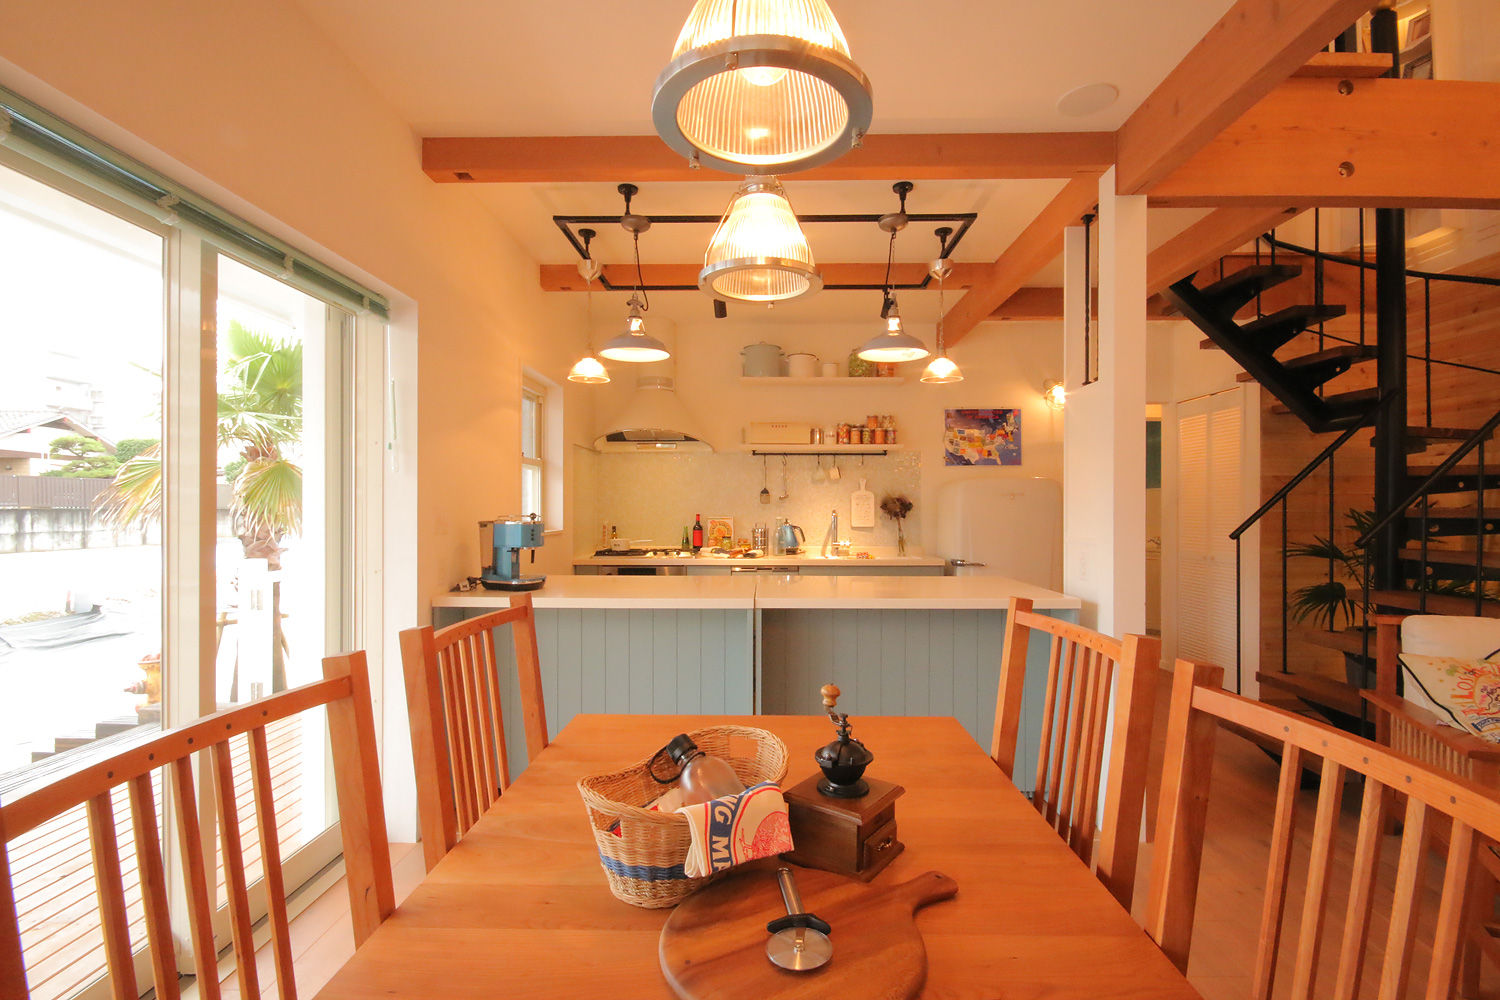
xmin=96 ymin=320 xmax=303 ymax=691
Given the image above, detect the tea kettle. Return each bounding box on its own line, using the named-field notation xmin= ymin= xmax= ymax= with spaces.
xmin=777 ymin=522 xmax=806 ymax=554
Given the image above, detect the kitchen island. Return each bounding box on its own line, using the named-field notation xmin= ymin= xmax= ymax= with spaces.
xmin=431 ymin=575 xmax=1080 ymax=789
xmin=573 ymin=552 xmax=947 ymax=575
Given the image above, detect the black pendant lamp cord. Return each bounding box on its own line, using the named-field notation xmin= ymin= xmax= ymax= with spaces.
xmin=881 ymin=229 xmax=897 ymax=314
xmin=634 ymin=229 xmax=650 ymax=314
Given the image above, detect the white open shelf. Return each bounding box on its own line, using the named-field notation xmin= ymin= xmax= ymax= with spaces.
xmin=738 ymin=376 xmax=907 ymax=387
xmin=737 ymin=443 xmax=903 ymax=454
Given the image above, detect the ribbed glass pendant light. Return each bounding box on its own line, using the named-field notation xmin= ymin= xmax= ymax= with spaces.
xmin=921 ymin=227 xmax=963 ymax=383
xmin=699 ymin=175 xmax=821 ymax=302
xmin=652 ymin=0 xmax=873 ymax=174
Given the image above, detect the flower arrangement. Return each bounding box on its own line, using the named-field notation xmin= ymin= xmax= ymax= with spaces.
xmin=880 ymin=494 xmax=913 ymax=555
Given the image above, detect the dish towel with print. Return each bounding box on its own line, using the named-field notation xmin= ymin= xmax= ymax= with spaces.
xmin=1400 ymin=651 xmax=1500 ymax=741
xmin=675 ymin=781 xmax=793 ymax=878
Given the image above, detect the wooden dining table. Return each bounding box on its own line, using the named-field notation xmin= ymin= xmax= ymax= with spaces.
xmin=314 ymin=714 xmax=1203 ymax=999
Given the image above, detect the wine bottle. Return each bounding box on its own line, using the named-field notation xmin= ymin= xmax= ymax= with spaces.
xmin=692 ymin=514 xmax=704 ymax=553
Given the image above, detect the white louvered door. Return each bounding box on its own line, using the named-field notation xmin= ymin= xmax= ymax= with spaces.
xmin=1175 ymin=390 xmax=1245 ymax=686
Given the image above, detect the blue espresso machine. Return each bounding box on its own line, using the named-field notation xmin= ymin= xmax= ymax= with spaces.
xmin=478 ymin=514 xmax=546 ymax=591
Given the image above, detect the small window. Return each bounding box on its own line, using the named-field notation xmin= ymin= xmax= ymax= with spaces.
xmin=521 ymin=381 xmax=543 ymax=519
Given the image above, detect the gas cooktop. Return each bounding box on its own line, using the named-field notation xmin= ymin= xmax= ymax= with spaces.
xmin=592 ymin=548 xmax=691 ymax=557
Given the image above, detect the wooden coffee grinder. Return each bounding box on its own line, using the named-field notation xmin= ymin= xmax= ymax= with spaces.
xmin=782 ymin=684 xmax=905 ymax=881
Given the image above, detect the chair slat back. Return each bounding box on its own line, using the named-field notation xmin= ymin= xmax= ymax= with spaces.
xmin=991 ymin=596 xmax=1162 ymax=909
xmin=1146 ymin=658 xmax=1500 ymax=997
xmin=0 ymin=651 xmax=393 ymax=1000
xmin=400 ymin=594 xmax=548 ymax=871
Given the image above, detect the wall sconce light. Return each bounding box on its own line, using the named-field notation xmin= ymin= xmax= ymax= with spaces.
xmin=1043 ymin=379 xmax=1066 ymax=410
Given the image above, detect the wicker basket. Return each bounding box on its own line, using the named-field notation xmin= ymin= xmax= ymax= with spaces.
xmin=577 ymin=725 xmax=789 ymax=908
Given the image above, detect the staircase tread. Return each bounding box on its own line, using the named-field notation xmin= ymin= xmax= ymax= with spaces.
xmin=1239 ymin=303 xmax=1348 ymax=335
xmin=1278 ymin=345 xmax=1378 ymax=369
xmin=1399 ymin=544 xmax=1485 ymax=558
xmin=1408 ymin=463 xmax=1494 ymax=479
xmin=1404 ymin=506 xmax=1497 ymax=520
xmin=1255 ymin=670 xmax=1364 ymax=715
xmin=1196 ymin=263 xmax=1302 ymax=301
xmin=1288 ymin=627 xmax=1375 ymax=656
xmin=1409 ymin=427 xmax=1484 ymax=441
xmin=1368 ymin=589 xmax=1500 ymax=617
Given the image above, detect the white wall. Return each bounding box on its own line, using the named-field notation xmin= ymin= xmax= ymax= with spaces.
xmin=0 ymin=0 xmax=591 ymax=837
xmin=1062 ymin=171 xmax=1148 ymax=637
xmin=577 ymin=314 xmax=1067 ymax=556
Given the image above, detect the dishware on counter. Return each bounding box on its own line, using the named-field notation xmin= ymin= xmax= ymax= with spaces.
xmin=786 ymin=352 xmax=817 ymax=378
xmin=741 ymin=342 xmax=784 ymax=377
xmin=752 ymin=523 xmax=768 ymax=551
xmin=765 ymin=868 xmax=832 ymax=971
xmin=659 ymin=865 xmax=958 ymax=999
xmin=577 ymin=726 xmax=789 ymax=908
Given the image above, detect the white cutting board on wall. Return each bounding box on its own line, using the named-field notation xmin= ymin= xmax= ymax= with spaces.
xmin=850 ymin=479 xmax=875 ymax=528
xmin=936 ymin=477 xmax=1062 ymax=588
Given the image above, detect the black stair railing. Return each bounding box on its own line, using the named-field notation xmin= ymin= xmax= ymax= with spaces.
xmin=1356 ymin=404 xmax=1500 ymax=617
xmin=1228 ymin=391 xmax=1400 ymax=692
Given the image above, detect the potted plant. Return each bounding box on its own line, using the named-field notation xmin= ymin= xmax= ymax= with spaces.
xmin=1285 ymin=507 xmax=1375 ymax=630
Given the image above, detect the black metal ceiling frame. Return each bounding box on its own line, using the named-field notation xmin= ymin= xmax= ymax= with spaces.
xmin=551 ymin=210 xmax=979 ymax=292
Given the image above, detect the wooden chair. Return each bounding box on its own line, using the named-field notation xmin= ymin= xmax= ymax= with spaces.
xmin=991 ymin=596 xmax=1163 ymax=910
xmin=1147 ymin=657 xmax=1500 ymax=998
xmin=400 ymin=593 xmax=547 ymax=871
xmin=0 ymin=651 xmax=394 ymax=1000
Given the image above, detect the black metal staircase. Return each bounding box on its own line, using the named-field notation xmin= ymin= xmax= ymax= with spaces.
xmin=1164 ymin=264 xmax=1363 ymax=431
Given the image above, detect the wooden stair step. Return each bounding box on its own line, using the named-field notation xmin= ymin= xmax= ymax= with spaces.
xmin=1270 ymin=386 xmax=1381 ymax=418
xmin=1399 ymin=545 xmax=1493 ymax=566
xmin=1368 ymin=589 xmax=1500 ymax=618
xmin=1255 ymin=670 xmax=1364 ymax=716
xmin=1196 ymin=264 xmax=1303 ymax=315
xmin=1405 ymin=505 xmax=1500 ymax=523
xmin=1279 ymin=344 xmax=1378 ymax=370
xmin=1409 ymin=427 xmax=1485 ymax=442
xmin=1288 ymin=627 xmax=1374 ymax=657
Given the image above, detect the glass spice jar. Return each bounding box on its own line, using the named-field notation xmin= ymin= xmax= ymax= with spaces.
xmin=873 ymin=427 xmax=887 ymax=445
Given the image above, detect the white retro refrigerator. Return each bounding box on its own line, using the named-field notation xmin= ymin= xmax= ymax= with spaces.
xmin=935 ymin=477 xmax=1063 ymax=588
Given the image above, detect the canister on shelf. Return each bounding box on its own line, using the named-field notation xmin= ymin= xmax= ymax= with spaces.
xmin=873 ymin=427 xmax=887 ymax=445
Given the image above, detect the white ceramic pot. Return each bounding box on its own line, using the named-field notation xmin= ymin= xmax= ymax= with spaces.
xmin=741 ymin=342 xmax=784 ymax=377
xmin=787 ymin=353 xmax=818 ymax=378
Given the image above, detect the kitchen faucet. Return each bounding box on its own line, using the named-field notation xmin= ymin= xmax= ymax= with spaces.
xmin=824 ymin=509 xmax=838 ymax=556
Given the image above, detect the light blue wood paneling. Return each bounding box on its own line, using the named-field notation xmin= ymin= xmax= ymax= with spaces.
xmin=452 ymin=607 xmax=754 ymax=777
xmin=759 ymin=608 xmax=1074 ymax=793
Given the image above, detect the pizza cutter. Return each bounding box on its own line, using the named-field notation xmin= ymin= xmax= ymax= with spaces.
xmin=765 ymin=866 xmax=833 ymax=972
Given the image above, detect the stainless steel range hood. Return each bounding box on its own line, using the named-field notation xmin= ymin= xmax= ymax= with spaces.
xmin=594 ymin=376 xmax=713 ymax=453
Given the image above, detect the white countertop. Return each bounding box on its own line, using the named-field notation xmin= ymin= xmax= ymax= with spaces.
xmin=754 ymin=574 xmax=1081 ymax=610
xmin=433 ymin=575 xmax=759 ymax=610
xmin=432 ymin=574 xmax=1078 ymax=611
xmin=573 ymin=553 xmax=947 ymax=568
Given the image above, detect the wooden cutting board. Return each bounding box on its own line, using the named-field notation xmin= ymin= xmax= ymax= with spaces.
xmin=659 ymin=863 xmax=958 ymax=1000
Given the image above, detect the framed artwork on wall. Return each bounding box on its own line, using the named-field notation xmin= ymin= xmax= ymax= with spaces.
xmin=944 ymin=409 xmax=1021 ymax=466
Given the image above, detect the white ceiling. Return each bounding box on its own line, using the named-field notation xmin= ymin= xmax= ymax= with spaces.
xmin=291 ymin=0 xmax=1238 ymax=322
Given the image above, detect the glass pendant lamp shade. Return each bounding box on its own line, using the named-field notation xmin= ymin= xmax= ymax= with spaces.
xmin=568 ymin=355 xmax=610 ymax=383
xmin=856 ymin=302 xmax=929 ymax=362
xmin=699 ymin=176 xmax=821 ymax=301
xmin=921 ymin=354 xmax=962 ymax=384
xmin=652 ymin=0 xmax=874 ymax=174
xmin=599 ymin=296 xmax=671 ymax=362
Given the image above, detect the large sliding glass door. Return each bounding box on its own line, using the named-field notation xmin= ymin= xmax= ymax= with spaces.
xmin=0 ymin=151 xmax=364 ymax=1000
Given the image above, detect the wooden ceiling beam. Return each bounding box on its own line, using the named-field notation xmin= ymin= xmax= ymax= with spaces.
xmin=539 ymin=261 xmax=992 ymax=291
xmin=423 ymin=132 xmax=1116 ymax=184
xmin=1115 ymin=0 xmax=1375 ymax=196
xmin=986 ymin=287 xmax=1178 ymax=322
xmin=941 ymin=175 xmax=1100 ymax=347
xmin=1145 ymin=207 xmax=1301 ymax=296
xmin=1150 ymin=79 xmax=1500 ymax=209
